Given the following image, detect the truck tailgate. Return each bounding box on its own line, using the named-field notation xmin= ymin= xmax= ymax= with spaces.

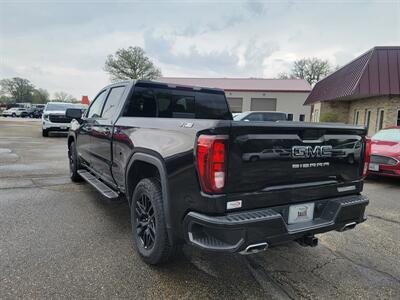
xmin=225 ymin=121 xmax=367 ymax=194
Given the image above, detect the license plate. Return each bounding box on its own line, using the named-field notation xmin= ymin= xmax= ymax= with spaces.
xmin=60 ymin=126 xmax=68 ymax=130
xmin=288 ymin=202 xmax=315 ymax=224
xmin=369 ymin=163 xmax=379 ymax=171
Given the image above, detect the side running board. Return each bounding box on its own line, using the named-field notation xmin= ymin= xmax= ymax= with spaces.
xmin=77 ymin=169 xmax=119 ymax=199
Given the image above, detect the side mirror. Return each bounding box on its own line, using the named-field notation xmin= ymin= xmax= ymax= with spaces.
xmin=66 ymin=108 xmax=83 ymax=119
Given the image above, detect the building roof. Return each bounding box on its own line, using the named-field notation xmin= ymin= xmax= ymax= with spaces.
xmin=305 ymin=46 xmax=400 ymax=105
xmin=157 ymin=77 xmax=311 ymax=93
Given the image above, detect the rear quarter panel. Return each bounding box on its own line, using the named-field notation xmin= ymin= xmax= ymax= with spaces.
xmin=112 ymin=117 xmax=231 ymax=239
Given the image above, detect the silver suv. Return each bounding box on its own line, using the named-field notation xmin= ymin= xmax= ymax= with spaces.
xmin=42 ymin=102 xmax=87 ymax=137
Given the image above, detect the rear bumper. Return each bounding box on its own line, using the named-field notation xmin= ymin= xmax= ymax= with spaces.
xmin=183 ymin=194 xmax=368 ymax=253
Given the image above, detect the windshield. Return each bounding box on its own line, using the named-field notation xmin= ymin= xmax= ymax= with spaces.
xmin=45 ymin=103 xmax=86 ymax=112
xmin=372 ymin=128 xmax=400 ymax=142
xmin=233 ymin=112 xmax=247 ymax=120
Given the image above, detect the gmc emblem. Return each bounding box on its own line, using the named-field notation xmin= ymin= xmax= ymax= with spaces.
xmin=291 ymin=145 xmax=332 ymax=159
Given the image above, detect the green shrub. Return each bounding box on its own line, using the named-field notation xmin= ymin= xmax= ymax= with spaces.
xmin=320 ymin=113 xmax=339 ymax=122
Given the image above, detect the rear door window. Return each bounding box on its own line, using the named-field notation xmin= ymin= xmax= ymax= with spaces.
xmin=154 ymin=88 xmax=195 ymax=118
xmin=172 ymin=94 xmax=195 ymax=118
xmin=124 ymin=87 xmax=157 ymax=117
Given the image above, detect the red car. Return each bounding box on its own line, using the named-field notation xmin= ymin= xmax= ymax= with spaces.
xmin=369 ymin=126 xmax=400 ymax=177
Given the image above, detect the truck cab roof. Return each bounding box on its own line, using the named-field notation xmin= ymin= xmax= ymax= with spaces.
xmin=104 ymin=79 xmax=225 ymax=95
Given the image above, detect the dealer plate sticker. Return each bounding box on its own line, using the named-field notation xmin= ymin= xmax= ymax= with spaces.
xmin=369 ymin=163 xmax=379 ymax=171
xmin=288 ymin=202 xmax=315 ymax=224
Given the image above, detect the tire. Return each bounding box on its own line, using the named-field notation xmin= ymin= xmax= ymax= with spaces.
xmin=11 ymin=113 xmax=16 ymax=118
xmin=250 ymin=156 xmax=259 ymax=162
xmin=131 ymin=178 xmax=177 ymax=265
xmin=69 ymin=141 xmax=82 ymax=182
xmin=42 ymin=129 xmax=49 ymax=137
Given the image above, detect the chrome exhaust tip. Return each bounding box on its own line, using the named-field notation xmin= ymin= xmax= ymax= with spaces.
xmin=339 ymin=221 xmax=357 ymax=232
xmin=239 ymin=242 xmax=268 ymax=255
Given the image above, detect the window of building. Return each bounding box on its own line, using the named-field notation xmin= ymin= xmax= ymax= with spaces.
xmin=102 ymin=86 xmax=125 ymax=119
xmin=87 ymin=90 xmax=107 ymax=118
xmin=377 ymin=109 xmax=385 ymax=131
xmin=354 ymin=110 xmax=360 ymax=125
xmin=299 ymin=114 xmax=305 ymax=122
xmin=397 ymin=110 xmax=400 ymax=126
xmin=364 ymin=110 xmax=371 ymax=131
xmin=313 ymin=109 xmax=319 ymax=122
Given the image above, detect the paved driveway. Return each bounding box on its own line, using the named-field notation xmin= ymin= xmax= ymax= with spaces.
xmin=1 ymin=118 xmax=399 ymax=299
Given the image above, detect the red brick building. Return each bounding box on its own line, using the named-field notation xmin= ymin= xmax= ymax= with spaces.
xmin=305 ymin=46 xmax=400 ymax=135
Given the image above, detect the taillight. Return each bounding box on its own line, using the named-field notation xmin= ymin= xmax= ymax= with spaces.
xmin=362 ymin=137 xmax=371 ymax=177
xmin=197 ymin=135 xmax=228 ymax=193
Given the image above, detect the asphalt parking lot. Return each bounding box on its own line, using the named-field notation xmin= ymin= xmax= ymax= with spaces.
xmin=1 ymin=117 xmax=399 ymax=299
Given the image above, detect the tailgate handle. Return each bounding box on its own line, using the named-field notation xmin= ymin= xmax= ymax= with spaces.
xmin=301 ymin=139 xmax=324 ymax=143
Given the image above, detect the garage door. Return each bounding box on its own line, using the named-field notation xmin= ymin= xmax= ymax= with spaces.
xmin=227 ymin=98 xmax=243 ymax=113
xmin=250 ymin=98 xmax=277 ymax=111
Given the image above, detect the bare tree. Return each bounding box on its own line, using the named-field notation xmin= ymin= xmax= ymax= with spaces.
xmin=32 ymin=88 xmax=50 ymax=104
xmin=104 ymin=46 xmax=162 ymax=81
xmin=0 ymin=77 xmax=34 ymax=102
xmin=277 ymin=72 xmax=296 ymax=80
xmin=53 ymin=91 xmax=77 ymax=102
xmin=292 ymin=59 xmax=309 ymax=80
xmin=279 ymin=58 xmax=333 ymax=85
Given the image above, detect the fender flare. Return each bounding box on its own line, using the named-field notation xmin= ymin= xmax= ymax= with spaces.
xmin=125 ymin=152 xmax=174 ymax=245
xmin=67 ymin=133 xmax=76 ymax=149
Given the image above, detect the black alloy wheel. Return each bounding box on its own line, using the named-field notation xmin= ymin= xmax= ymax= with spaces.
xmin=135 ymin=194 xmax=156 ymax=250
xmin=131 ymin=178 xmax=178 ymax=264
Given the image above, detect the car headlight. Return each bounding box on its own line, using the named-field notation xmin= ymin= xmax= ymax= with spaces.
xmin=43 ymin=114 xmax=49 ymax=121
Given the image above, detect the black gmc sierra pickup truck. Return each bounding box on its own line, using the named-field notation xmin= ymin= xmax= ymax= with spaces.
xmin=66 ymin=80 xmax=369 ymax=265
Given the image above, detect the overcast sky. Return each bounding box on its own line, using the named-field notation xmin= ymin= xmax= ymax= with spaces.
xmin=1 ymin=0 xmax=399 ymax=99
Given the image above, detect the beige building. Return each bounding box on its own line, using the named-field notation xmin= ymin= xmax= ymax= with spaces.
xmin=159 ymin=77 xmax=311 ymax=121
xmin=306 ymin=46 xmax=400 ymax=136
